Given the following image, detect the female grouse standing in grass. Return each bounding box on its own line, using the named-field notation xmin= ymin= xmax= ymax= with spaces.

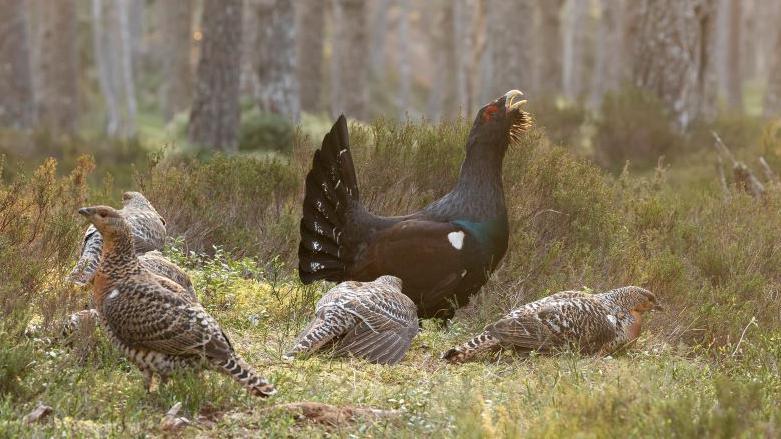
xmin=284 ymin=276 xmax=417 ymax=365
xmin=68 ymin=191 xmax=166 ymax=286
xmin=442 ymin=286 xmax=663 ymax=363
xmin=78 ymin=205 xmax=275 ymax=397
xmin=298 ymin=90 xmax=531 ymax=318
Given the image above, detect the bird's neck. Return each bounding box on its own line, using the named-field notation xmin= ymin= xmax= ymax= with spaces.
xmin=99 ymin=231 xmax=140 ymax=274
xmin=452 ymin=140 xmax=506 ymax=212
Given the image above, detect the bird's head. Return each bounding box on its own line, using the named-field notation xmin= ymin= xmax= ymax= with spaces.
xmin=615 ymin=286 xmax=663 ymax=314
xmin=469 ymin=90 xmax=532 ymax=151
xmin=77 ymin=205 xmax=130 ymax=238
xmin=122 ymin=191 xmax=152 ymax=209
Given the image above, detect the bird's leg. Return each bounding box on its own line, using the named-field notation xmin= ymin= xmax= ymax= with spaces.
xmin=142 ymin=368 xmax=157 ymax=393
xmin=442 ymin=331 xmax=500 ymax=363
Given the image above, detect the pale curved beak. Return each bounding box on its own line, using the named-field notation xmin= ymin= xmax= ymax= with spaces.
xmin=504 ymin=90 xmax=527 ymax=113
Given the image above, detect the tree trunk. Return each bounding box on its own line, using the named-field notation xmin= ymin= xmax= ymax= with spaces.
xmin=368 ymin=0 xmax=390 ymax=80
xmin=537 ymin=0 xmax=565 ymax=96
xmin=764 ymin=24 xmax=781 ymax=116
xmin=34 ymin=0 xmax=79 ymax=135
xmin=296 ymin=0 xmax=324 ymax=113
xmin=256 ymin=0 xmax=300 ymax=121
xmin=426 ymin=0 xmax=456 ymax=121
xmin=188 ymin=0 xmax=243 ymax=152
xmin=92 ymin=0 xmax=120 ymax=136
xmin=486 ymin=0 xmax=534 ymax=99
xmin=630 ymin=0 xmax=715 ymax=129
xmin=117 ymin=0 xmax=137 ymax=137
xmin=590 ymin=0 xmax=626 ymax=107
xmin=331 ymin=0 xmax=368 ymax=120
xmin=160 ymin=0 xmax=193 ymax=121
xmin=0 ymin=0 xmax=35 ymax=129
xmin=562 ymin=0 xmax=588 ymax=100
xmin=724 ymin=0 xmax=743 ymax=109
xmin=396 ymin=0 xmax=411 ymax=119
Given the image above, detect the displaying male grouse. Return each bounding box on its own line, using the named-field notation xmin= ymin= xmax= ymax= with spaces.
xmin=284 ymin=275 xmax=418 ymax=365
xmin=442 ymin=286 xmax=663 ymax=363
xmin=298 ymin=90 xmax=531 ymax=318
xmin=78 ymin=205 xmax=275 ymax=397
xmin=68 ymin=191 xmax=166 ymax=286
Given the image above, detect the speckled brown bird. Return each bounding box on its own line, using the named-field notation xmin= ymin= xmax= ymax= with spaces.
xmin=442 ymin=286 xmax=662 ymax=363
xmin=68 ymin=191 xmax=166 ymax=286
xmin=284 ymin=275 xmax=418 ymax=365
xmin=79 ymin=205 xmax=275 ymax=397
xmin=61 ymin=250 xmax=196 ymax=339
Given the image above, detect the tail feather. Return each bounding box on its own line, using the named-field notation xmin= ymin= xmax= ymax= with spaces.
xmin=67 ymin=226 xmax=102 ymax=286
xmin=442 ymin=331 xmax=500 ymax=363
xmin=216 ymin=355 xmax=276 ymax=397
xmin=299 ymin=115 xmax=361 ymax=283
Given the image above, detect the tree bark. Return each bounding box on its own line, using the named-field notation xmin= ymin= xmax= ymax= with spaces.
xmin=117 ymin=0 xmax=137 ymax=137
xmin=296 ymin=0 xmax=324 ymax=113
xmin=537 ymin=0 xmax=565 ymax=96
xmin=34 ymin=0 xmax=79 ymax=135
xmin=160 ymin=0 xmax=193 ymax=121
xmin=562 ymin=0 xmax=589 ymax=100
xmin=331 ymin=0 xmax=368 ymax=120
xmin=92 ymin=0 xmax=120 ymax=136
xmin=426 ymin=0 xmax=456 ymax=121
xmin=188 ymin=0 xmax=243 ymax=152
xmin=256 ymin=0 xmax=300 ymax=121
xmin=764 ymin=24 xmax=781 ymax=116
xmin=396 ymin=0 xmax=411 ymax=119
xmin=0 ymin=0 xmax=35 ymax=129
xmin=630 ymin=0 xmax=715 ymax=129
xmin=487 ymin=0 xmax=534 ymax=99
xmin=725 ymin=0 xmax=743 ymax=109
xmin=590 ymin=0 xmax=626 ymax=107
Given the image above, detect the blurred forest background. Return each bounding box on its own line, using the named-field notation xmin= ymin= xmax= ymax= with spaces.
xmin=1 ymin=0 xmax=781 ymax=161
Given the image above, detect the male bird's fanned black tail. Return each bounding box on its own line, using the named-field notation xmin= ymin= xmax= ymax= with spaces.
xmin=299 ymin=115 xmax=361 ymax=284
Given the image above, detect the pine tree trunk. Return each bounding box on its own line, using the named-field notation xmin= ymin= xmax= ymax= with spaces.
xmin=630 ymin=0 xmax=714 ymax=129
xmin=0 ymin=0 xmax=35 ymax=129
xmin=34 ymin=0 xmax=79 ymax=135
xmin=331 ymin=0 xmax=368 ymax=120
xmin=590 ymin=0 xmax=626 ymax=107
xmin=764 ymin=25 xmax=781 ymax=116
xmin=426 ymin=0 xmax=456 ymax=121
xmin=487 ymin=0 xmax=533 ymax=98
xmin=538 ymin=0 xmax=565 ymax=96
xmin=368 ymin=0 xmax=390 ymax=80
xmin=396 ymin=0 xmax=411 ymax=119
xmin=160 ymin=0 xmax=193 ymax=121
xmin=188 ymin=0 xmax=243 ymax=152
xmin=562 ymin=0 xmax=588 ymax=100
xmin=92 ymin=0 xmax=120 ymax=136
xmin=296 ymin=0 xmax=324 ymax=113
xmin=117 ymin=0 xmax=137 ymax=137
xmin=256 ymin=0 xmax=300 ymax=121
xmin=725 ymin=0 xmax=743 ymax=109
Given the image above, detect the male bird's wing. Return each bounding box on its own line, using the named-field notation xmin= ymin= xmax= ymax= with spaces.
xmin=101 ymin=279 xmax=231 ymax=360
xmin=349 ymin=220 xmax=478 ymax=311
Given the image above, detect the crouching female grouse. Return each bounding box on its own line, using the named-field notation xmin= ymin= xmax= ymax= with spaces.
xmin=78 ymin=205 xmax=275 ymax=397
xmin=442 ymin=286 xmax=662 ymax=363
xmin=284 ymin=276 xmax=418 ymax=365
xmin=298 ymin=91 xmax=531 ymax=318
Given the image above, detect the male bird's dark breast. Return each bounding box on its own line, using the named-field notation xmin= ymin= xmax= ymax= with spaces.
xmin=349 ymin=215 xmax=509 ymax=318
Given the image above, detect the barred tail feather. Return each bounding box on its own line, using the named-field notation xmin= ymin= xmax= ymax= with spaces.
xmin=216 ymin=355 xmax=276 ymax=397
xmin=298 ymin=115 xmax=361 ymax=284
xmin=442 ymin=331 xmax=500 ymax=363
xmin=67 ymin=227 xmax=103 ymax=286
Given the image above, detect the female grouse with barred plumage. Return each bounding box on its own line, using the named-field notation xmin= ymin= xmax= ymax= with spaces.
xmin=298 ymin=90 xmax=531 ymax=318
xmin=442 ymin=286 xmax=663 ymax=363
xmin=79 ymin=205 xmax=275 ymax=397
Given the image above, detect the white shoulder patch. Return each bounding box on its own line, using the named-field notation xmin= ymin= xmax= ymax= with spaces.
xmin=447 ymin=231 xmax=465 ymax=250
xmin=607 ymin=314 xmax=618 ymax=325
xmin=107 ymin=289 xmax=119 ymax=300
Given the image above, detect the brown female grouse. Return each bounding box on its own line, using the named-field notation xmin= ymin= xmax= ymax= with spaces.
xmin=79 ymin=205 xmax=275 ymax=397
xmin=284 ymin=276 xmax=418 ymax=365
xmin=299 ymin=91 xmax=531 ymax=318
xmin=442 ymin=286 xmax=662 ymax=363
xmin=68 ymin=191 xmax=166 ymax=286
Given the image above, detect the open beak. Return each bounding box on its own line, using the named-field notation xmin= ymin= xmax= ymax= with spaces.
xmin=78 ymin=207 xmax=94 ymax=217
xmin=504 ymin=90 xmax=527 ymax=114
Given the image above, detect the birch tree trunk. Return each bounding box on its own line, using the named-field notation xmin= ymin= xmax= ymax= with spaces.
xmin=538 ymin=0 xmax=565 ymax=96
xmin=256 ymin=0 xmax=300 ymax=121
xmin=296 ymin=0 xmax=324 ymax=113
xmin=0 ymin=0 xmax=35 ymax=129
xmin=34 ymin=0 xmax=79 ymax=135
xmin=188 ymin=0 xmax=243 ymax=152
xmin=160 ymin=0 xmax=193 ymax=121
xmin=487 ymin=0 xmax=534 ymax=98
xmin=331 ymin=0 xmax=368 ymax=119
xmin=630 ymin=0 xmax=715 ymax=129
